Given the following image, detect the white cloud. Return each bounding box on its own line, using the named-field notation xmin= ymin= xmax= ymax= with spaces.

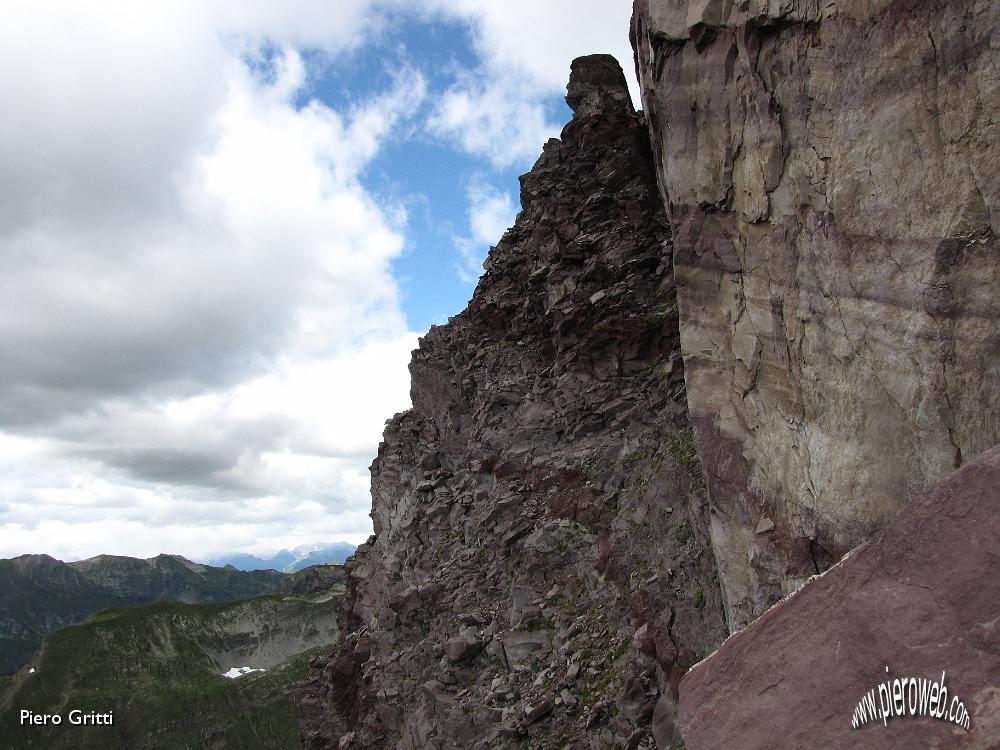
xmin=421 ymin=0 xmax=636 ymax=168
xmin=0 ymin=0 xmax=638 ymax=561
xmin=212 ymin=0 xmax=382 ymax=52
xmin=0 ymin=1 xmax=420 ymax=560
xmin=468 ymin=184 xmax=518 ymax=245
xmin=427 ymin=75 xmax=557 ymax=169
xmin=454 ymin=181 xmax=518 ymax=283
xmin=0 ymin=333 xmax=415 ymax=560
xmin=426 ymin=0 xmax=636 ymax=95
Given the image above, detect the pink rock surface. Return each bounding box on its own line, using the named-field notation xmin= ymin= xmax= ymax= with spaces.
xmin=678 ymin=446 xmax=1000 ymax=749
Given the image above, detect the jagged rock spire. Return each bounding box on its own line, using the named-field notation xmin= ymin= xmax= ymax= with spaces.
xmin=300 ymin=46 xmax=725 ymax=750
xmin=565 ymin=54 xmax=634 ymax=117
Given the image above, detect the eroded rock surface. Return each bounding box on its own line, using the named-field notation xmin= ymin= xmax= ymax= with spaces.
xmin=678 ymin=445 xmax=1000 ymax=749
xmin=632 ymin=0 xmax=1000 ymax=628
xmin=299 ymin=55 xmax=726 ymax=749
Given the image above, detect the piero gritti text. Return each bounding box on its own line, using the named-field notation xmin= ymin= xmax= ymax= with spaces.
xmin=20 ymin=709 xmax=114 ymax=726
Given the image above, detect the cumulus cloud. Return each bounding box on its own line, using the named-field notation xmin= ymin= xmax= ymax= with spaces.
xmin=423 ymin=0 xmax=636 ymax=89
xmin=453 ymin=182 xmax=518 ymax=282
xmin=422 ymin=0 xmax=636 ymax=168
xmin=0 ymin=1 xmax=420 ymax=559
xmin=427 ymin=74 xmax=556 ymax=170
xmin=0 ymin=0 xmax=636 ymax=560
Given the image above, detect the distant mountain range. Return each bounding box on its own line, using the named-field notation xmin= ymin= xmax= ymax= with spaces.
xmin=0 ymin=579 xmax=344 ymax=749
xmin=0 ymin=553 xmax=320 ymax=676
xmin=207 ymin=541 xmax=356 ymax=572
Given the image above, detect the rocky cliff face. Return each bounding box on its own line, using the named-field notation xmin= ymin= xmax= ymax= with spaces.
xmin=302 ymin=6 xmax=999 ymax=745
xmin=300 ymin=56 xmax=726 ymax=749
xmin=632 ymin=0 xmax=1000 ymax=629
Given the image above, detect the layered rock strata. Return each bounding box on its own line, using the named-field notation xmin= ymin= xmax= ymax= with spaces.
xmin=677 ymin=445 xmax=1000 ymax=749
xmin=300 ymin=55 xmax=726 ymax=749
xmin=632 ymin=0 xmax=1000 ymax=629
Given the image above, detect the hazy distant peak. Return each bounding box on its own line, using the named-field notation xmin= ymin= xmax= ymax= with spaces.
xmin=207 ymin=541 xmax=356 ymax=572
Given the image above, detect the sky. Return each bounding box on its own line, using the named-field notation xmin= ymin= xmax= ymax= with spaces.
xmin=0 ymin=0 xmax=639 ymax=562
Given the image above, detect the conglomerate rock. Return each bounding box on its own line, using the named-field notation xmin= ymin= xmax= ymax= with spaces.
xmin=631 ymin=0 xmax=1000 ymax=630
xmin=299 ymin=55 xmax=726 ymax=750
xmin=677 ymin=445 xmax=1000 ymax=749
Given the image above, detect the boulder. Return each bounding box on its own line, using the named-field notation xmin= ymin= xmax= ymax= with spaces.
xmin=443 ymin=629 xmax=482 ymax=664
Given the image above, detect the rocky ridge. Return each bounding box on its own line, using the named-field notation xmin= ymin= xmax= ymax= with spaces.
xmin=300 ymin=55 xmax=726 ymax=750
xmin=301 ymin=3 xmax=1000 ymax=745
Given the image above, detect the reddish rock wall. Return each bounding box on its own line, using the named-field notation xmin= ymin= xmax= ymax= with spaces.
xmin=677 ymin=445 xmax=1000 ymax=749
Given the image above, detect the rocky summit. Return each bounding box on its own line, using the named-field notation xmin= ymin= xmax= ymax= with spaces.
xmin=300 ymin=54 xmax=726 ymax=749
xmin=300 ymin=2 xmax=999 ymax=748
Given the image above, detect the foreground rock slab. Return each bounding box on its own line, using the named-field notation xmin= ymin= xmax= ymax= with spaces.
xmin=678 ymin=445 xmax=1000 ymax=749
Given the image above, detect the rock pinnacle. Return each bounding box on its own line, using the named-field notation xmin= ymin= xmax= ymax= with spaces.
xmin=565 ymin=54 xmax=633 ymax=117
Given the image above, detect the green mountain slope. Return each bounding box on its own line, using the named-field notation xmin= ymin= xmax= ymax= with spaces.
xmin=0 ymin=554 xmax=286 ymax=675
xmin=0 ymin=586 xmax=342 ymax=749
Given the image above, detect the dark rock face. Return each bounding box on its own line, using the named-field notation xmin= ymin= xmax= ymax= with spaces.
xmin=677 ymin=445 xmax=1000 ymax=749
xmin=632 ymin=0 xmax=1000 ymax=629
xmin=565 ymin=54 xmax=634 ymax=117
xmin=299 ymin=55 xmax=726 ymax=749
xmin=279 ymin=564 xmax=346 ymax=597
